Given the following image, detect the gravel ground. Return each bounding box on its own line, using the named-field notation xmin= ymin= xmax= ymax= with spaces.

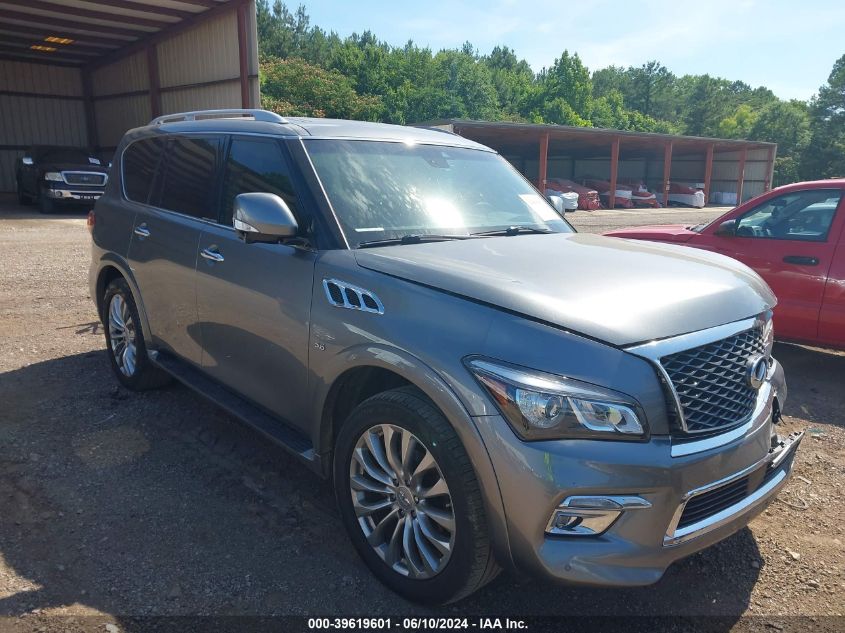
xmin=0 ymin=199 xmax=842 ymax=630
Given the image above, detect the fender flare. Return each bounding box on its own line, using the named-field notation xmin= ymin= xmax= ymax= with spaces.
xmin=94 ymin=254 xmax=154 ymax=346
xmin=312 ymin=343 xmax=514 ymax=570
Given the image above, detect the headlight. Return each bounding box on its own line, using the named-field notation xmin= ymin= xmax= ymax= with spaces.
xmin=465 ymin=357 xmax=646 ymax=441
xmin=44 ymin=172 xmax=63 ymax=182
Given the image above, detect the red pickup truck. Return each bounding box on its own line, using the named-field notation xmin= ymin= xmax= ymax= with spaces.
xmin=605 ymin=179 xmax=845 ymax=351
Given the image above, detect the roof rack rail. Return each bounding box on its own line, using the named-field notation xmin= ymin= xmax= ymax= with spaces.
xmin=150 ymin=109 xmax=289 ymax=126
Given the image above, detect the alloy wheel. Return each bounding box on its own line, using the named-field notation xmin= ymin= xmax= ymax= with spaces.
xmin=108 ymin=294 xmax=137 ymax=377
xmin=350 ymin=424 xmax=456 ymax=579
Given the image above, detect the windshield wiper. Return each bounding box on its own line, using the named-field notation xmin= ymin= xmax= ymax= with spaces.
xmin=357 ymin=234 xmax=474 ymax=249
xmin=470 ymin=226 xmax=553 ymax=237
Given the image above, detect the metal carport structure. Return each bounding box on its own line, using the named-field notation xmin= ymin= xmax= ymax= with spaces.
xmin=426 ymin=120 xmax=777 ymax=208
xmin=0 ymin=0 xmax=259 ymax=192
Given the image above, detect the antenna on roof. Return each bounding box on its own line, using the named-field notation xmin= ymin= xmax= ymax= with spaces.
xmin=150 ymin=109 xmax=289 ymax=126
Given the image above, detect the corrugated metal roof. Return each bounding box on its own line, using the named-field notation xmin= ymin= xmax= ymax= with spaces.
xmin=423 ymin=119 xmax=775 ymax=156
xmin=0 ymin=0 xmax=240 ymax=67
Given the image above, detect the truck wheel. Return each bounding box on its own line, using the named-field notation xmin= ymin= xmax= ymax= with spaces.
xmin=102 ymin=278 xmax=170 ymax=391
xmin=334 ymin=386 xmax=499 ymax=604
xmin=17 ymin=184 xmax=31 ymax=205
xmin=38 ymin=194 xmax=54 ymax=214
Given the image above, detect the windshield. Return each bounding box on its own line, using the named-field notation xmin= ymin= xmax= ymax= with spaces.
xmin=304 ymin=139 xmax=573 ymax=248
xmin=37 ymin=147 xmax=94 ymax=164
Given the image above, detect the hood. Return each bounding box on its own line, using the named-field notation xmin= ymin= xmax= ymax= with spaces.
xmin=603 ymin=224 xmax=698 ymax=243
xmin=354 ymin=233 xmax=775 ymax=347
xmin=39 ymin=162 xmax=109 ymax=175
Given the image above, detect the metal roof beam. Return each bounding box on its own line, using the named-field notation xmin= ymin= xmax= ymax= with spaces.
xmin=2 ymin=0 xmax=176 ymax=28
xmin=0 ymin=23 xmax=130 ymax=46
xmin=0 ymin=10 xmax=148 ymax=38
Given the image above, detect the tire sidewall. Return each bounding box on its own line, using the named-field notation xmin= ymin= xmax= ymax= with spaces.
xmin=334 ymin=394 xmax=483 ymax=604
xmin=38 ymin=191 xmax=54 ymax=214
xmin=102 ymin=279 xmax=148 ymax=389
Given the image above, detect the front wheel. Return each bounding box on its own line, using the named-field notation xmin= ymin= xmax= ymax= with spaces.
xmin=16 ymin=183 xmax=32 ymax=205
xmin=102 ymin=278 xmax=170 ymax=390
xmin=334 ymin=387 xmax=499 ymax=604
xmin=38 ymin=193 xmax=54 ymax=214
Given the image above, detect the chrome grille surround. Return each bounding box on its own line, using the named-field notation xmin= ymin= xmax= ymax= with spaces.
xmin=62 ymin=171 xmax=107 ymax=186
xmin=626 ymin=313 xmax=773 ymax=437
xmin=660 ymin=327 xmax=766 ymax=434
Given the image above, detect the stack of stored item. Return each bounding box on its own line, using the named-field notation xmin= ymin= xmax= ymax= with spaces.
xmin=545 ymin=178 xmax=601 ymax=210
xmin=544 ymin=189 xmax=580 ymax=213
xmin=620 ymin=180 xmax=660 ymax=208
xmin=583 ymin=178 xmax=634 ymax=208
xmin=667 ymin=182 xmax=706 ymax=208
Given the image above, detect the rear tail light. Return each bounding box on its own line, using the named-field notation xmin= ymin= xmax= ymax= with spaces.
xmin=87 ymin=210 xmax=95 ymax=233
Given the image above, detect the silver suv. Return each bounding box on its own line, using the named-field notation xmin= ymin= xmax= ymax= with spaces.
xmin=89 ymin=109 xmax=802 ymax=604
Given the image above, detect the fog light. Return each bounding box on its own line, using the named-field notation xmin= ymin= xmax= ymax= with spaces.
xmin=546 ymin=495 xmax=651 ymax=536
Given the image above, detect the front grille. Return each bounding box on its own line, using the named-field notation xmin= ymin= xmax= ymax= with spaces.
xmin=62 ymin=171 xmax=106 ymax=186
xmin=661 ymin=328 xmax=765 ymax=434
xmin=677 ymin=475 xmax=751 ymax=529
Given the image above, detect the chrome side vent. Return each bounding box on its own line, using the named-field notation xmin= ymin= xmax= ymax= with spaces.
xmin=323 ymin=279 xmax=384 ymax=314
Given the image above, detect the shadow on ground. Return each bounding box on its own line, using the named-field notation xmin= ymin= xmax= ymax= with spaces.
xmin=773 ymin=342 xmax=845 ymax=428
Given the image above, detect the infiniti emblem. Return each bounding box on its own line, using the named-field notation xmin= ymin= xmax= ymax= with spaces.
xmin=746 ymin=354 xmax=768 ymax=390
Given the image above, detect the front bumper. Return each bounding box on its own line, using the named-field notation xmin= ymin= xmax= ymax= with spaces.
xmin=476 ymin=359 xmax=798 ymax=586
xmin=44 ymin=188 xmax=103 ymax=203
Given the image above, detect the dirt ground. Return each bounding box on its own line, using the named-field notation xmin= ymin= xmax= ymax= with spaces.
xmin=0 ymin=199 xmax=842 ymax=630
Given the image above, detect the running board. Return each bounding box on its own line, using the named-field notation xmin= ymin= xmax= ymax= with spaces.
xmin=151 ymin=351 xmax=322 ymax=473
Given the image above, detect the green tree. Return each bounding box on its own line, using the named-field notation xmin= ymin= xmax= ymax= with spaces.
xmin=802 ymin=54 xmax=845 ymax=179
xmin=717 ymin=104 xmax=758 ymax=139
xmin=537 ymin=51 xmax=593 ymax=121
xmin=260 ymin=57 xmax=383 ymax=120
xmin=628 ymin=61 xmax=675 ymax=119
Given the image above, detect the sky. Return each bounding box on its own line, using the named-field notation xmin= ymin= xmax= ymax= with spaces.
xmin=302 ymin=0 xmax=845 ymax=102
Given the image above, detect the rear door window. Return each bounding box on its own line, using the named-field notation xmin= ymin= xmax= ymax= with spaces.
xmin=220 ymin=137 xmax=300 ymax=226
xmin=122 ymin=138 xmax=165 ymax=204
xmin=157 ymin=136 xmax=221 ymax=221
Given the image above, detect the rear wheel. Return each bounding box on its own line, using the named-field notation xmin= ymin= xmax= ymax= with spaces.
xmin=334 ymin=386 xmax=499 ymax=604
xmin=102 ymin=278 xmax=170 ymax=390
xmin=16 ymin=182 xmax=31 ymax=205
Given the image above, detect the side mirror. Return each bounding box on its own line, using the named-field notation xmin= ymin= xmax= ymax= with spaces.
xmin=715 ymin=219 xmax=737 ymax=237
xmin=22 ymin=157 xmax=33 ymax=166
xmin=233 ymin=192 xmax=298 ymax=244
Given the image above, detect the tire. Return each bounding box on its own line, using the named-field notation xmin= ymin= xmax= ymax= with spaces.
xmin=38 ymin=193 xmax=54 ymax=214
xmin=334 ymin=386 xmax=499 ymax=604
xmin=16 ymin=183 xmax=31 ymax=206
xmin=102 ymin=278 xmax=170 ymax=391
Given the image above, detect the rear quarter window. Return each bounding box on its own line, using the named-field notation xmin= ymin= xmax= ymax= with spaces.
xmin=122 ymin=138 xmax=165 ymax=204
xmin=157 ymin=137 xmax=221 ymax=220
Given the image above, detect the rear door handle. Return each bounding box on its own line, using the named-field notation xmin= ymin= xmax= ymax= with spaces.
xmin=783 ymin=255 xmax=819 ymax=266
xmin=133 ymin=224 xmax=150 ymax=238
xmin=200 ymin=247 xmax=224 ymax=263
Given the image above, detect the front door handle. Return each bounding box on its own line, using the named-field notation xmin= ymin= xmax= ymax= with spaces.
xmin=783 ymin=255 xmax=819 ymax=266
xmin=200 ymin=247 xmax=224 ymax=263
xmin=133 ymin=224 xmax=150 ymax=238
